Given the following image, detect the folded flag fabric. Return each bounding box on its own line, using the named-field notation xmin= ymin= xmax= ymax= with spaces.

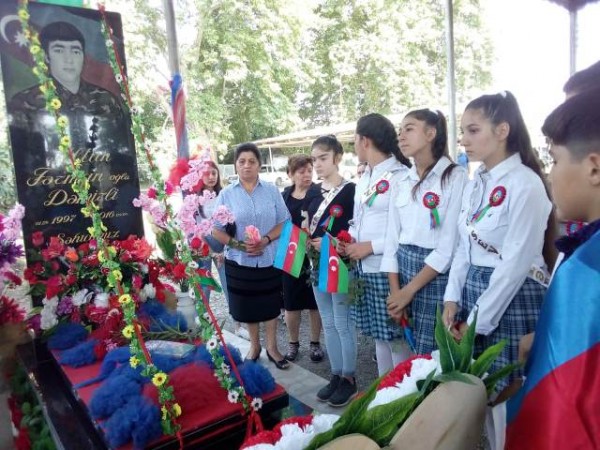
xmin=505 ymin=229 xmax=600 ymax=449
xmin=318 ymin=234 xmax=349 ymax=294
xmin=274 ymin=220 xmax=308 ymax=278
xmin=197 ymin=268 xmax=222 ymax=292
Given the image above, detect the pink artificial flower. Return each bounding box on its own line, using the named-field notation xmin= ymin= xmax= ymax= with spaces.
xmin=244 ymin=225 xmax=261 ymax=245
xmin=212 ymin=205 xmax=235 ymax=225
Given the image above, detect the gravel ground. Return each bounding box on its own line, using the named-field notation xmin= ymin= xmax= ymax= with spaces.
xmin=206 ymin=273 xmax=379 ymax=392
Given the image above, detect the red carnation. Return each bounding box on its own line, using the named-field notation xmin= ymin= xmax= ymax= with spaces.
xmin=273 ymin=415 xmax=313 ymax=434
xmin=31 ymin=231 xmax=45 ymax=247
xmin=378 ymin=355 xmax=432 ymax=390
xmin=3 ymin=270 xmax=22 ymax=286
xmin=45 ymin=275 xmax=64 ymax=298
xmin=240 ymin=430 xmax=282 ymax=449
xmin=147 ymin=187 xmax=157 ymax=199
xmin=336 ymin=230 xmax=353 ymax=244
xmin=190 ymin=237 xmax=203 ymax=250
xmin=65 ymin=273 xmax=78 ymax=286
xmin=50 ymin=260 xmax=60 ymax=272
xmin=41 ymin=236 xmax=65 ymax=260
xmin=172 ymin=262 xmax=187 ymax=280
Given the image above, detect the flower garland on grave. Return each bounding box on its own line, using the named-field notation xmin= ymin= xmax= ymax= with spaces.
xmin=16 ymin=0 xmax=182 ymax=437
xmin=97 ymin=1 xmax=263 ymax=426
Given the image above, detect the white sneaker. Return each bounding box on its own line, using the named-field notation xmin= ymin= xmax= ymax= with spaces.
xmin=235 ymin=327 xmax=250 ymax=340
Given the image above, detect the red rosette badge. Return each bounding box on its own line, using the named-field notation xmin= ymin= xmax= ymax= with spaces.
xmin=471 ymin=185 xmax=507 ymax=223
xmin=422 ymin=191 xmax=441 ymax=228
xmin=322 ymin=204 xmax=343 ymax=231
xmin=367 ymin=179 xmax=390 ymax=207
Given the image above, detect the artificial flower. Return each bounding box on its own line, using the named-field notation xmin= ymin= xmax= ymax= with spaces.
xmin=122 ymin=324 xmax=135 ymax=339
xmin=118 ymin=294 xmax=132 ymax=305
xmin=172 ymin=403 xmax=182 ymax=417
xmin=31 ymin=231 xmax=44 ymax=247
xmin=227 ymin=390 xmax=240 ymax=404
xmin=152 ymin=372 xmax=167 ymax=387
xmin=129 ymin=356 xmax=140 ymax=368
xmin=251 ymin=397 xmax=263 ymax=411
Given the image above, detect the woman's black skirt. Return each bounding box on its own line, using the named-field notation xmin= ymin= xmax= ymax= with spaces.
xmin=225 ymin=259 xmax=282 ymax=323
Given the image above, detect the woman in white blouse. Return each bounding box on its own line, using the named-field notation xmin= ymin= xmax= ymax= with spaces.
xmin=344 ymin=113 xmax=412 ymax=376
xmin=383 ymin=109 xmax=467 ymax=356
xmin=442 ymin=92 xmax=552 ymax=395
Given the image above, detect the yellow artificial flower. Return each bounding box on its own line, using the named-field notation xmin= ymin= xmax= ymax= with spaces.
xmin=129 ymin=356 xmax=139 ymax=368
xmin=50 ymin=98 xmax=61 ymax=110
xmin=60 ymin=135 xmax=70 ymax=147
xmin=161 ymin=406 xmax=168 ymax=420
xmin=97 ymin=251 xmax=105 ymax=263
xmin=18 ymin=9 xmax=29 ymax=20
xmin=39 ymin=85 xmax=47 ymax=94
xmin=112 ymin=270 xmax=123 ymax=282
xmin=152 ymin=372 xmax=167 ymax=387
xmin=57 ymin=116 xmax=68 ymax=127
xmin=24 ymin=29 xmax=30 ymax=39
xmin=172 ymin=403 xmax=182 ymax=417
xmin=119 ymin=294 xmax=132 ymax=305
xmin=122 ymin=325 xmax=135 ymax=339
xmin=73 ymin=160 xmax=82 ymax=169
xmin=87 ymin=227 xmax=95 ymax=235
xmin=32 ymin=67 xmax=39 ymax=76
xmin=30 ymin=45 xmax=40 ymax=55
xmin=108 ymin=246 xmax=117 ymax=257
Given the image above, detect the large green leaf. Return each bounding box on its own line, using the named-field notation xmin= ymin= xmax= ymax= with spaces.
xmin=156 ymin=230 xmax=176 ymax=260
xmin=356 ymin=392 xmax=422 ymax=446
xmin=483 ymin=363 xmax=520 ymax=395
xmin=469 ymin=340 xmax=507 ymax=378
xmin=457 ymin=310 xmax=478 ymax=372
xmin=434 ymin=307 xmax=463 ymax=373
xmin=434 ymin=371 xmax=477 ymax=385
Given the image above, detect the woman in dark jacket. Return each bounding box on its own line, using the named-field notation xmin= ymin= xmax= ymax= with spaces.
xmin=281 ymin=154 xmax=324 ymax=363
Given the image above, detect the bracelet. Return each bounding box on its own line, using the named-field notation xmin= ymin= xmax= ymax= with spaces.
xmin=265 ymin=235 xmax=272 ymax=244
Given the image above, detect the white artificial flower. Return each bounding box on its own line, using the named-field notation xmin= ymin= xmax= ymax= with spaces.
xmin=194 ymin=316 xmax=201 ymax=326
xmin=140 ymin=263 xmax=149 ymax=274
xmin=71 ymin=288 xmax=89 ymax=306
xmin=221 ymin=362 xmax=230 ymax=375
xmin=40 ymin=311 xmax=58 ymax=330
xmin=311 ymin=414 xmax=340 ymax=433
xmin=251 ymin=397 xmax=263 ymax=411
xmin=227 ymin=390 xmax=239 ymax=404
xmin=94 ymin=292 xmax=110 ymax=308
xmin=175 ymin=241 xmax=183 ymax=251
xmin=115 ymin=73 xmax=123 ymax=83
xmin=141 ymin=283 xmax=156 ymax=301
xmin=277 ymin=424 xmax=314 ymax=450
xmin=188 ymin=289 xmax=196 ymax=299
xmin=206 ymin=336 xmax=218 ymax=351
xmin=105 ymin=39 xmax=113 ymax=48
xmin=202 ymin=312 xmax=210 ymax=321
xmin=187 ymin=261 xmax=199 ymax=269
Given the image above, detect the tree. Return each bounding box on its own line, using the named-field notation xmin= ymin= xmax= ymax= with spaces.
xmin=300 ymin=0 xmax=493 ymax=126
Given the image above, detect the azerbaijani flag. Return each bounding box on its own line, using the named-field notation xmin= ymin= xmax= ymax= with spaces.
xmin=318 ymin=234 xmax=349 ymax=294
xmin=505 ymin=229 xmax=600 ymax=449
xmin=197 ymin=268 xmax=222 ymax=293
xmin=274 ymin=220 xmax=307 ymax=278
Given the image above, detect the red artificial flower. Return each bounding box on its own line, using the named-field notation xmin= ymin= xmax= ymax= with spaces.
xmin=45 ymin=275 xmax=64 ymax=298
xmin=31 ymin=231 xmax=45 ymax=247
xmin=132 ymin=274 xmax=143 ymax=290
xmin=172 ymin=262 xmax=187 ymax=280
xmin=89 ymin=239 xmax=98 ymax=250
xmin=23 ymin=267 xmax=38 ymax=284
xmin=119 ymin=250 xmax=132 ymax=263
xmin=14 ymin=428 xmax=31 ymax=450
xmin=78 ymin=242 xmax=90 ymax=254
xmin=336 ymin=230 xmax=353 ymax=244
xmin=70 ymin=308 xmax=81 ymax=324
xmin=147 ymin=186 xmax=157 ymax=199
xmin=190 ymin=237 xmax=203 ymax=250
xmin=2 ymin=270 xmax=22 ymax=286
xmin=131 ymin=238 xmax=153 ymax=261
xmin=85 ymin=304 xmax=109 ymax=324
xmin=378 ymin=354 xmax=433 ymax=390
xmin=0 ymin=296 xmax=26 ymax=325
xmin=240 ymin=430 xmax=282 ymax=449
xmin=83 ymin=253 xmax=100 ymax=267
xmin=65 ymin=273 xmax=78 ymax=286
xmin=50 ymin=260 xmax=60 ymax=272
xmin=41 ymin=236 xmax=65 ymax=260
xmin=164 ymin=181 xmax=174 ymax=195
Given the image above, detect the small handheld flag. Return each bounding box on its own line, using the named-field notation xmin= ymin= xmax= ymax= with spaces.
xmin=274 ymin=220 xmax=307 ymax=278
xmin=400 ymin=316 xmax=417 ymax=353
xmin=318 ymin=234 xmax=349 ymax=294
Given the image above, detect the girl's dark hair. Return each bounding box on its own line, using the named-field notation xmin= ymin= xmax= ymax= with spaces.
xmin=234 ymin=142 xmax=261 ymax=164
xmin=404 ymin=109 xmax=456 ymax=198
xmin=563 ymin=60 xmax=600 ymax=96
xmin=311 ymin=134 xmax=344 ymax=156
xmin=466 ymin=91 xmax=545 ymax=181
xmin=204 ymin=160 xmax=222 ymax=195
xmin=356 ymin=113 xmax=412 ymax=168
xmin=467 ymin=91 xmax=558 ymax=270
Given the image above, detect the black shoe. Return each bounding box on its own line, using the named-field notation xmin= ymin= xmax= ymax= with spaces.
xmin=285 ymin=342 xmax=300 ymax=361
xmin=316 ymin=375 xmax=341 ymax=402
xmin=309 ymin=342 xmax=324 ymax=362
xmin=328 ymin=378 xmax=357 ymax=407
xmin=244 ymin=346 xmax=262 ymax=363
xmin=266 ymin=351 xmax=289 ymax=370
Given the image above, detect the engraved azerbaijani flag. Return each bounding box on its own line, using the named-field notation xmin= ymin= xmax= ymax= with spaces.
xmin=318 ymin=234 xmax=349 ymax=294
xmin=274 ymin=220 xmax=307 ymax=278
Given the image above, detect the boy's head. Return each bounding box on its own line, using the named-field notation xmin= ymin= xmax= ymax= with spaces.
xmin=542 ymin=88 xmax=600 ymax=222
xmin=563 ymin=60 xmax=600 ymax=98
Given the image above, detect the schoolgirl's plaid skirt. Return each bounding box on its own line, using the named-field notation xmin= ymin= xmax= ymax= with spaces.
xmin=397 ymin=244 xmax=449 ymax=355
xmin=351 ymin=267 xmax=403 ymax=341
xmin=459 ymin=265 xmax=545 ymax=392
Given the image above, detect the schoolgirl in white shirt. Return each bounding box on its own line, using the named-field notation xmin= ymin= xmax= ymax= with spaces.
xmin=342 ymin=113 xmax=412 ymax=375
xmin=442 ymin=91 xmax=553 ymax=394
xmin=382 ymin=109 xmax=467 ymax=355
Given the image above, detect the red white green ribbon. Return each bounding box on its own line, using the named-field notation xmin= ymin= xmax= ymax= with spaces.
xmin=422 ymin=191 xmax=441 ymax=229
xmin=471 ymin=186 xmax=507 ymax=223
xmin=321 ymin=204 xmax=343 ymax=231
xmin=367 ymin=179 xmax=390 ymax=207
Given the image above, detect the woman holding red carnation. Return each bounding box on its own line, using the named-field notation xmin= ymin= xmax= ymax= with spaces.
xmin=343 ymin=113 xmax=413 ymax=376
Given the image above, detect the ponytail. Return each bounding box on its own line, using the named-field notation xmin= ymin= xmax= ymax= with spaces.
xmin=356 ymin=113 xmax=412 ymax=168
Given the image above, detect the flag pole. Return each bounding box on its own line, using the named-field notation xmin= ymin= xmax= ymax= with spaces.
xmin=163 ymin=0 xmax=189 ymax=160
